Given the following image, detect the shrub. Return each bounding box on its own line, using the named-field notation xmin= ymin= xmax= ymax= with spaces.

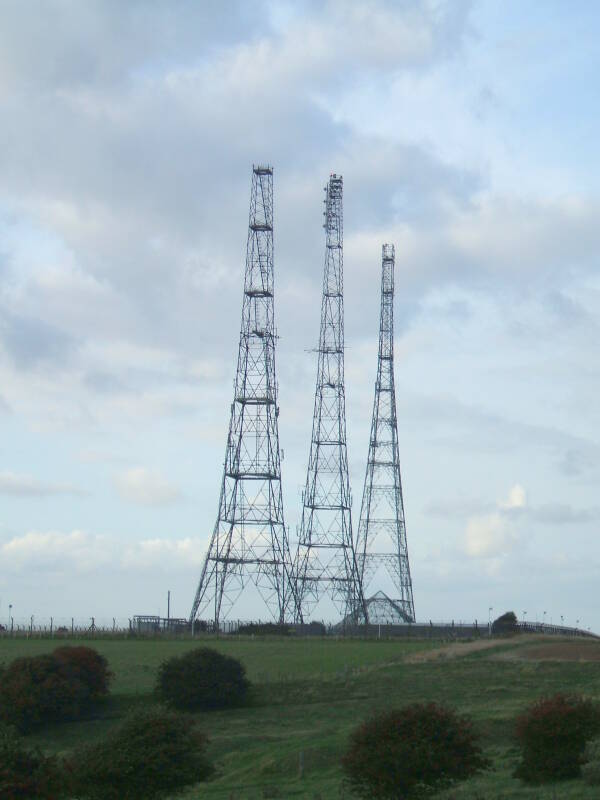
xmin=341 ymin=702 xmax=489 ymax=799
xmin=582 ymin=739 xmax=600 ymax=785
xmin=0 ymin=646 xmax=111 ymax=732
xmin=515 ymin=693 xmax=600 ymax=783
xmin=0 ymin=722 xmax=66 ymax=799
xmin=69 ymin=707 xmax=213 ymax=800
xmin=53 ymin=646 xmax=113 ymax=699
xmin=491 ymin=611 xmax=518 ymax=635
xmin=156 ymin=647 xmax=249 ymax=711
xmin=0 ymin=654 xmax=90 ymax=731
xmin=237 ymin=622 xmax=290 ymax=636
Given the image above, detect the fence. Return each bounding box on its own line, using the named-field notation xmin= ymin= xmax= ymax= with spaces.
xmin=0 ymin=616 xmax=596 ymax=640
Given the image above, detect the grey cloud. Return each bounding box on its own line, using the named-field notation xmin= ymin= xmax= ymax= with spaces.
xmin=0 ymin=310 xmax=77 ymax=369
xmin=0 ymin=1 xmax=267 ymax=92
xmin=424 ymin=497 xmax=492 ymax=519
xmin=83 ymin=371 xmax=127 ymax=394
xmin=0 ymin=0 xmax=480 ymax=406
xmin=527 ymin=503 xmax=600 ymax=525
xmin=543 ymin=290 xmax=589 ymax=327
xmin=396 ymin=389 xmax=600 ymax=477
xmin=559 ymin=448 xmax=598 ymax=477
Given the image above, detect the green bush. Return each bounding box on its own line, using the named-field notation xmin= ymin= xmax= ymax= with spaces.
xmin=515 ymin=693 xmax=600 ymax=783
xmin=156 ymin=647 xmax=249 ymax=711
xmin=0 ymin=654 xmax=90 ymax=732
xmin=341 ymin=702 xmax=489 ymax=799
xmin=68 ymin=707 xmax=213 ymax=800
xmin=237 ymin=622 xmax=290 ymax=636
xmin=491 ymin=610 xmax=518 ymax=634
xmin=53 ymin=646 xmax=112 ymax=699
xmin=582 ymin=738 xmax=600 ymax=784
xmin=0 ymin=722 xmax=66 ymax=799
xmin=0 ymin=646 xmax=111 ymax=732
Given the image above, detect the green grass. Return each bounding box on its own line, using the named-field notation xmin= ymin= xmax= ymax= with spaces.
xmin=0 ymin=635 xmax=438 ymax=692
xmin=2 ymin=635 xmax=599 ymax=798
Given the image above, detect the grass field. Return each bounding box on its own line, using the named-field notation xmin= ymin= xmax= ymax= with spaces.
xmin=2 ymin=634 xmax=600 ymax=798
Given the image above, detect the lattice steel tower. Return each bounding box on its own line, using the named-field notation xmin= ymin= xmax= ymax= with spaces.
xmin=294 ymin=175 xmax=365 ymax=623
xmin=356 ymin=244 xmax=415 ymax=623
xmin=190 ymin=166 xmax=295 ymax=626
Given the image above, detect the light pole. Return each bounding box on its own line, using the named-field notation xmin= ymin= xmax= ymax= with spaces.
xmin=543 ymin=610 xmax=546 ymax=628
xmin=561 ymin=615 xmax=564 ymax=627
xmin=523 ymin=610 xmax=527 ymax=627
xmin=488 ymin=607 xmax=493 ymax=637
xmin=7 ymin=604 xmax=11 ymax=628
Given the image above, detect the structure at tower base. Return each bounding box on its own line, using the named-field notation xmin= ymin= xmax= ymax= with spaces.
xmin=355 ymin=243 xmax=416 ymax=624
xmin=293 ymin=174 xmax=366 ymax=624
xmin=189 ymin=165 xmax=296 ymax=627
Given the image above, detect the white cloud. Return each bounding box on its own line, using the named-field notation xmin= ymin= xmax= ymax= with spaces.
xmin=114 ymin=467 xmax=182 ymax=506
xmin=463 ymin=484 xmax=526 ymax=558
xmin=464 ymin=512 xmax=516 ymax=558
xmin=500 ymin=484 xmax=526 ymax=510
xmin=1 ymin=530 xmax=110 ymax=572
xmin=0 ymin=471 xmax=86 ymax=497
xmin=0 ymin=530 xmax=205 ymax=574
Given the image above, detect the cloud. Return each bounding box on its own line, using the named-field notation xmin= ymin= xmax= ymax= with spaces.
xmin=464 ymin=512 xmax=517 ymax=559
xmin=527 ymin=503 xmax=600 ymax=526
xmin=114 ymin=467 xmax=182 ymax=506
xmin=0 ymin=471 xmax=87 ymax=497
xmin=0 ymin=310 xmax=76 ymax=369
xmin=463 ymin=485 xmax=525 ymax=558
xmin=424 ymin=497 xmax=491 ymax=519
xmin=461 ymin=484 xmax=600 ymax=559
xmin=0 ymin=529 xmax=205 ymax=574
xmin=500 ymin=484 xmax=526 ymax=510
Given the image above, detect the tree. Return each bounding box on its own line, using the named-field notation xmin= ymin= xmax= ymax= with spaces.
xmin=156 ymin=647 xmax=249 ymax=711
xmin=0 ymin=722 xmax=66 ymax=799
xmin=342 ymin=702 xmax=489 ymax=799
xmin=491 ymin=611 xmax=518 ymax=634
xmin=515 ymin=693 xmax=600 ymax=783
xmin=69 ymin=708 xmax=213 ymax=800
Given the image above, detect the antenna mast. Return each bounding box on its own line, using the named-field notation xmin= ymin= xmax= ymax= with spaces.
xmin=190 ymin=166 xmax=295 ymax=626
xmin=356 ymin=244 xmax=415 ymax=623
xmin=294 ymin=175 xmax=365 ymax=622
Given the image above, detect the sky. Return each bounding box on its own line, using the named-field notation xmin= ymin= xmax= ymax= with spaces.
xmin=1 ymin=0 xmax=599 ymax=629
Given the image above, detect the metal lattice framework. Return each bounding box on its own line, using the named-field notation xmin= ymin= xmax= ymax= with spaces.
xmin=294 ymin=174 xmax=365 ymax=623
xmin=190 ymin=166 xmax=295 ymax=626
xmin=356 ymin=244 xmax=415 ymax=623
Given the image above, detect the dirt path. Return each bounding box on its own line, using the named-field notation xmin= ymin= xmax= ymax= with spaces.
xmin=497 ymin=640 xmax=600 ymax=662
xmin=403 ymin=635 xmax=542 ymax=663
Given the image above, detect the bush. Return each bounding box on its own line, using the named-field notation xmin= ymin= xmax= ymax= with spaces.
xmin=68 ymin=707 xmax=213 ymax=800
xmin=237 ymin=622 xmax=290 ymax=636
xmin=0 ymin=722 xmax=66 ymax=799
xmin=0 ymin=646 xmax=111 ymax=732
xmin=582 ymin=739 xmax=600 ymax=785
xmin=0 ymin=654 xmax=89 ymax=732
xmin=53 ymin=646 xmax=112 ymax=699
xmin=491 ymin=611 xmax=518 ymax=635
xmin=341 ymin=702 xmax=489 ymax=799
xmin=515 ymin=693 xmax=600 ymax=783
xmin=156 ymin=647 xmax=249 ymax=711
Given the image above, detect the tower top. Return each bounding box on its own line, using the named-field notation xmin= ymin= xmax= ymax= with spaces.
xmin=382 ymin=243 xmax=395 ymax=261
xmin=253 ymin=164 xmax=273 ymax=175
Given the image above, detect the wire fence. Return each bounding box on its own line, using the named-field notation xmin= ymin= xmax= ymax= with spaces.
xmin=0 ymin=616 xmax=596 ymax=640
